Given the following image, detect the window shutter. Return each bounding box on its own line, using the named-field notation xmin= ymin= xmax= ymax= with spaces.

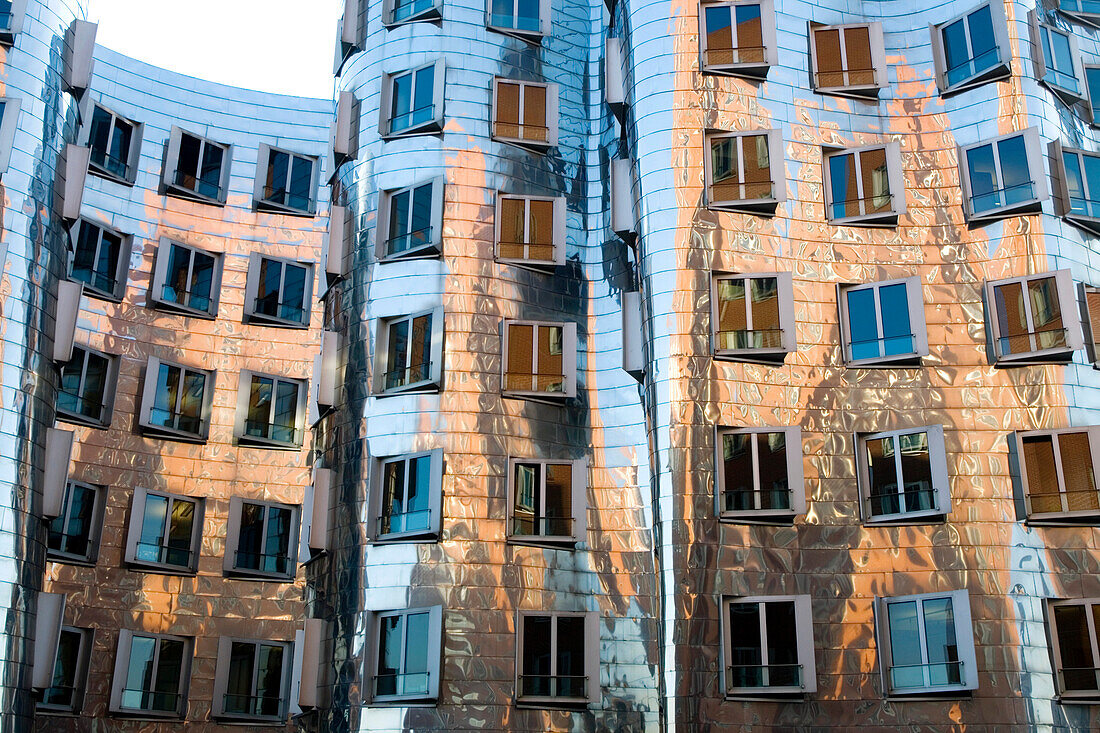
xmin=605 ymin=36 xmax=626 ymax=112
xmin=317 ymin=330 xmax=340 ymax=408
xmin=905 ymin=275 xmax=930 ymax=358
xmin=1027 ymin=10 xmax=1046 ymax=84
xmin=294 ymin=618 xmax=324 ymax=710
xmin=1055 ymin=269 xmax=1085 ymax=353
xmin=584 ymin=611 xmax=600 ymax=701
xmin=42 ymin=428 xmax=74 ymax=519
xmin=428 ymin=448 xmax=444 ymax=537
xmin=562 ymin=321 xmax=578 ymax=398
xmin=60 ymin=144 xmax=91 ymax=220
xmin=222 ymin=498 xmax=243 ymax=573
xmin=52 ymin=280 xmax=82 ymax=363
xmin=212 ymin=636 xmax=232 ymax=716
xmin=252 ymin=143 xmax=270 ymax=205
xmin=776 ymin=272 xmax=797 ymax=355
xmin=1081 ymin=284 xmax=1100 ymax=364
xmin=429 ymin=306 xmax=445 ymax=388
xmin=794 ymin=595 xmax=817 ymax=693
xmin=611 ymin=158 xmax=635 ymax=236
xmin=545 ymin=83 xmax=559 ymax=146
xmin=571 ymin=457 xmax=588 ymax=544
xmin=425 ymin=606 xmax=443 ymax=700
xmin=326 ymin=205 xmax=349 ymax=277
xmin=0 ymin=98 xmax=21 ymax=175
xmin=928 ymin=23 xmax=947 ymax=92
xmin=925 ymin=424 xmax=951 ymax=515
xmin=303 ymin=467 xmax=332 ymax=556
xmin=1049 ymin=140 xmax=1070 ymax=218
xmin=333 ymin=91 xmax=359 ymax=162
xmin=785 ymin=427 xmax=807 ymax=515
xmin=621 ymin=290 xmax=644 ymax=378
xmin=31 ymin=593 xmax=66 ymax=690
xmin=63 ymin=20 xmax=97 ymax=94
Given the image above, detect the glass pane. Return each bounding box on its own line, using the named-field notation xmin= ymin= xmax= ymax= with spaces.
xmin=198 ymin=142 xmax=224 ymax=199
xmin=255 ymin=643 xmax=285 ymax=716
xmin=178 ymin=370 xmax=206 ymax=434
xmin=505 ymin=323 xmax=534 ymax=391
xmin=757 ymin=432 xmax=790 ymax=511
xmin=722 ymin=433 xmax=754 ymax=512
xmin=391 ymin=71 xmax=412 ymax=129
xmin=43 ymin=629 xmax=81 ymax=707
xmin=704 ymin=6 xmax=734 ymax=66
xmin=404 ymin=454 xmax=432 ymax=531
xmin=387 ymin=189 xmax=411 ymax=253
xmin=516 ymin=0 xmax=539 ymax=30
xmin=710 ymin=137 xmax=740 ymax=202
xmin=235 ymin=502 xmax=265 ymax=571
xmin=246 ymin=375 xmax=273 ymax=438
xmin=1029 ymin=276 xmax=1066 ymax=351
xmin=499 ymin=197 xmax=526 ymax=258
xmin=887 ymin=600 xmax=923 ymax=689
xmin=846 ymin=287 xmax=880 ymax=361
xmin=409 ymin=182 xmax=434 ymax=250
xmin=175 ymin=133 xmax=201 ymax=190
xmin=1054 ymin=604 xmax=1099 ymax=691
xmin=843 ymin=26 xmax=874 ymax=86
xmin=966 ymin=142 xmax=999 ymax=213
xmin=288 ymin=155 xmax=313 ymax=209
xmin=749 ymin=277 xmax=781 ymax=348
xmin=376 ymin=616 xmax=402 ymax=696
xmin=859 ymin=147 xmax=890 ymax=214
xmin=879 ymin=282 xmax=914 ymax=357
xmin=165 ymin=498 xmax=194 ymax=567
xmin=513 ymin=463 xmax=540 ymax=535
xmin=153 ymin=639 xmax=184 ymax=711
xmin=1088 ymin=67 xmax=1100 ymax=119
xmin=733 ymin=4 xmax=764 ymax=64
xmin=898 ymin=431 xmax=935 ymax=513
xmin=544 ymin=463 xmax=573 ymax=536
xmin=997 ymin=135 xmax=1033 ymax=207
xmin=765 ymin=601 xmax=799 ymax=686
xmin=280 ymin=263 xmax=307 ymax=322
xmin=187 ymin=251 xmax=215 ymax=313
xmin=1046 ymin=28 xmax=1078 ymax=92
xmin=225 ymin=642 xmax=256 ymax=714
xmin=262 ymin=505 xmax=292 ymax=574
xmin=271 ymin=381 xmax=299 ymax=443
xmin=716 ymin=278 xmax=748 ymax=350
xmin=412 ymin=66 xmax=435 ymax=128
xmin=728 ymin=602 xmax=763 ymax=687
xmin=528 ymin=198 xmax=555 ymax=260
xmin=556 ymin=616 xmax=586 ymax=697
xmin=137 ymin=494 xmax=169 ymax=564
xmin=993 ymin=281 xmax=1032 ymax=355
xmin=51 ymin=482 xmax=96 ymax=557
xmin=1083 ymin=153 xmax=1100 ymax=219
xmin=829 ymin=153 xmax=858 ymax=219
xmin=122 ymin=635 xmax=158 ymax=709
xmin=813 ymin=28 xmax=844 ymax=87
xmin=1022 ymin=434 xmax=1063 ymax=514
xmin=743 ymin=134 xmax=771 ymax=199
xmin=409 ymin=314 xmax=433 ymax=384
xmin=966 ymin=5 xmax=997 ymax=76
xmin=521 ymin=84 xmax=547 ymax=142
xmin=865 ymin=435 xmax=900 ymax=516
xmin=522 ymin=615 xmax=552 ymax=696
xmin=536 ymin=324 xmax=565 ymax=392
xmin=265 ymin=150 xmax=289 ymax=204
xmin=403 ymin=611 xmax=430 ymax=694
xmin=922 ymin=596 xmax=961 ymax=686
xmin=386 ymin=318 xmax=410 ymax=389
xmin=72 ymin=223 xmax=120 ymax=295
xmin=1059 ymin=432 xmax=1099 ymax=512
xmin=381 ymin=459 xmax=406 ymax=535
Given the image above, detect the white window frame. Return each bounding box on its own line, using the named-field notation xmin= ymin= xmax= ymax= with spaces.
xmin=487 ymin=0 xmax=551 ymax=40
xmin=385 ymin=0 xmax=442 ymax=25
xmin=506 ymin=457 xmax=587 ymax=546
xmin=242 ymin=253 xmax=313 ymax=328
xmin=77 ymin=98 xmax=143 ymax=185
xmin=710 ymin=272 xmax=796 ymax=362
xmin=37 ymin=626 xmax=92 ymax=713
xmin=929 ymin=1 xmax=1011 ymax=95
xmin=212 ymin=636 xmax=293 ymax=721
xmin=334 ymin=0 xmax=363 ymax=75
xmin=837 ymin=276 xmax=929 ymax=366
xmin=67 ymin=217 xmax=132 ymax=302
xmin=109 ymin=630 xmax=193 ymax=718
xmin=124 ymin=487 xmax=205 ymax=574
xmin=856 ymin=425 xmax=950 ymax=524
xmin=137 ymin=356 xmax=216 ymax=442
xmin=1050 ymin=141 xmax=1100 ymax=235
xmin=698 ymin=0 xmax=777 ymax=78
xmin=1013 ymin=426 xmax=1100 ymax=523
xmin=1047 ymin=597 xmax=1100 ymax=700
xmin=373 ymin=307 xmax=445 ymax=395
xmin=379 ymin=60 xmax=446 ymax=139
xmin=703 ymin=130 xmax=786 ymax=213
xmin=1029 ymin=11 xmax=1087 ymax=103
xmin=958 ymin=127 xmax=1048 ymax=222
xmin=149 ymin=238 xmax=223 ymax=319
xmin=56 ymin=344 xmax=118 ymax=428
xmin=253 ymin=144 xmax=320 ymax=216
xmin=720 ymin=595 xmax=816 ymax=697
xmin=161 ymin=126 xmax=233 ymax=205
xmin=46 ymin=480 xmax=105 ymax=565
xmin=234 ymin=370 xmax=308 ymax=449
xmin=876 ymin=589 xmax=978 ymax=696
xmin=822 ymin=142 xmax=906 ymax=226
xmin=368 ymin=449 xmax=444 ymax=543
xmin=224 ymin=497 xmax=301 ymax=580
xmin=501 ymin=319 xmax=578 ymax=400
xmin=491 ymin=77 xmax=560 ymax=149
xmin=495 ymin=194 xmax=566 ymax=267
xmin=808 ymin=21 xmax=888 ymax=97
xmin=367 ymin=606 xmax=443 ymax=704
xmin=0 ymin=97 xmax=22 ymax=176
xmin=376 ymin=178 xmax=445 ymax=261
xmin=0 ymin=0 xmax=27 ymax=44
xmin=515 ymin=611 xmax=599 ymax=705
xmin=984 ymin=269 xmax=1082 ymax=364
xmin=714 ymin=427 xmax=805 ymax=522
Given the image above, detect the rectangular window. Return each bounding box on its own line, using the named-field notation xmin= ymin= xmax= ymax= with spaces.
xmin=124 ymin=488 xmax=203 ymax=573
xmin=381 ymin=60 xmax=445 ymax=138
xmin=1088 ymin=66 xmax=1100 ymax=123
xmin=809 ymin=22 xmax=887 ymax=96
xmin=69 ymin=218 xmax=130 ymax=301
xmin=1015 ymin=427 xmax=1100 ymax=522
xmin=163 ymin=127 xmax=232 ymax=204
xmin=496 ymin=194 xmax=565 ymax=266
xmin=1052 ymin=142 xmax=1100 ymax=234
xmin=986 ymin=270 xmax=1082 ymax=364
xmin=213 ymin=637 xmax=290 ymax=720
xmin=838 ymin=277 xmax=928 ymax=366
xmin=502 ymin=320 xmax=577 ymax=399
xmin=110 ymin=630 xmax=192 ymax=717
xmin=243 ymin=254 xmax=312 ymax=328
xmin=386 ymin=0 xmax=441 ymax=25
xmin=371 ymin=606 xmax=442 ymax=703
xmin=82 ymin=103 xmax=141 ymax=184
xmin=930 ymin=2 xmax=1009 ymax=94
xmin=1061 ymin=0 xmax=1100 ymax=24
xmin=377 ymin=179 xmax=443 ymax=260
xmin=699 ymin=0 xmax=776 ymax=78
xmin=488 ymin=0 xmax=549 ymax=38
xmin=493 ymin=78 xmax=559 ymax=148
xmin=56 ymin=345 xmax=117 ymax=427
xmin=235 ymin=372 xmax=306 ymax=448
xmin=225 ymin=498 xmax=299 ymax=579
xmin=138 ymin=357 xmax=215 ymax=441
xmin=715 ymin=427 xmax=804 ymax=521
xmin=150 ymin=239 xmax=222 ymax=318
xmin=1048 ymin=598 xmax=1100 ymax=699
xmin=877 ymin=590 xmax=978 ymax=695
xmin=47 ymin=480 xmax=104 ymax=564
xmin=508 ymin=457 xmax=586 ymax=544
xmin=1030 ymin=11 xmax=1086 ymax=102
xmin=371 ymin=449 xmax=443 ymax=542
xmin=0 ymin=97 xmax=21 ymax=175
xmin=959 ymin=128 xmax=1047 ymax=221
xmin=374 ymin=308 xmax=444 ymax=394
xmin=0 ymin=0 xmax=26 ymax=44
xmin=857 ymin=426 xmax=950 ymax=523
xmin=38 ymin=626 xmax=91 ymax=713
xmin=704 ymin=130 xmax=785 ymax=213
xmin=823 ymin=143 xmax=905 ymax=225
xmin=710 ymin=272 xmax=795 ymax=361
xmin=722 ymin=596 xmax=816 ymax=696
xmin=517 ymin=612 xmax=597 ymax=703
xmin=255 ymin=145 xmax=318 ymax=215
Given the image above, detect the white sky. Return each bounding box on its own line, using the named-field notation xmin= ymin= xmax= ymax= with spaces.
xmin=88 ymin=0 xmax=337 ymax=99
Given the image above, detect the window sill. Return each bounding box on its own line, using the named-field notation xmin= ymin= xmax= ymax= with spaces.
xmin=486 ymin=24 xmax=545 ymax=44
xmin=384 ymin=5 xmax=442 ymax=26
xmin=375 ymin=381 xmax=441 ymax=397
xmin=372 ymin=530 xmax=439 ymax=544
xmin=109 ymin=708 xmax=185 ymax=721
xmin=515 ymin=695 xmax=590 ymax=709
xmin=255 ymin=199 xmax=316 ymax=218
xmin=713 ymin=348 xmax=791 ymax=365
xmin=939 ymin=64 xmax=1010 ymax=97
xmin=379 ymin=242 xmax=442 ymax=262
xmin=844 ymin=354 xmax=923 ymax=369
xmin=46 ymin=551 xmax=98 ymax=567
xmin=1041 ymin=80 xmax=1086 ymax=105
xmin=992 ymin=347 xmax=1076 ymax=366
xmin=508 ymin=535 xmax=579 ymax=549
xmin=863 ymin=512 xmax=947 ymax=526
xmin=212 ymin=712 xmax=287 ymax=724
xmin=87 ymin=163 xmax=136 ymax=187
xmin=501 ymin=389 xmax=573 ymax=403
xmin=827 ymin=211 xmax=901 ymax=228
xmin=150 ymin=299 xmax=218 ymax=321
xmin=369 ymin=695 xmax=438 ymax=707
xmin=139 ymin=424 xmax=209 ymax=444
xmin=966 ymin=196 xmax=1044 ymax=224
xmin=492 ymin=134 xmax=554 ymax=152
xmin=701 ymin=62 xmax=771 ymax=80
xmin=225 ymin=568 xmax=296 ymax=582
xmin=1056 ymin=692 xmax=1100 ymax=705
xmin=1063 ymin=212 xmax=1100 ymax=237
xmin=706 ymin=198 xmax=781 ymax=216
xmin=718 ymin=512 xmax=798 ymax=525
xmin=55 ymin=409 xmax=110 ymax=430
xmin=72 ymin=282 xmax=124 ymax=303
xmin=1024 ymin=513 xmax=1100 ymax=526
xmin=382 ymin=120 xmax=444 ymax=140
xmin=813 ymin=83 xmax=884 ymax=99
xmin=35 ymin=707 xmax=81 ymax=715
xmin=724 ymin=690 xmax=808 ymax=701
xmin=496 ymin=256 xmax=560 ymax=271
xmin=125 ymin=559 xmax=198 ymax=575
xmin=162 ymin=183 xmax=227 ymax=207
xmin=243 ymin=312 xmax=311 ymax=330
xmin=884 ymin=687 xmax=974 ymax=701
xmin=236 ymin=435 xmax=304 ymax=451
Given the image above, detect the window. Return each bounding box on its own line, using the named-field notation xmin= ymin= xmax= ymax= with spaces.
xmin=124 ymin=488 xmax=203 ymax=573
xmin=487 ymin=0 xmax=549 ymax=39
xmin=517 ymin=612 xmax=597 ymax=704
xmin=876 ymin=590 xmax=978 ymax=695
xmin=213 ymin=637 xmax=291 ymax=720
xmin=1014 ymin=427 xmax=1100 ymax=523
xmin=823 ymin=143 xmax=905 ymax=225
xmin=162 ymin=127 xmax=232 ymax=204
xmin=255 ymin=145 xmax=318 ymax=215
xmin=492 ymin=78 xmax=559 ymax=149
xmin=809 ymin=22 xmax=887 ymax=96
xmin=699 ymin=0 xmax=776 ymax=78
xmin=243 ymin=254 xmax=312 ymax=327
xmin=958 ymin=128 xmax=1047 ymax=221
xmin=715 ymin=427 xmax=804 ymax=521
xmin=224 ymin=498 xmax=300 ymax=579
xmin=721 ymin=596 xmax=815 ymax=696
xmin=376 ymin=179 xmax=444 ymax=260
xmin=110 ymin=630 xmax=192 ymax=717
xmin=370 ymin=450 xmax=444 ymax=542
xmin=385 ymin=0 xmax=441 ymax=25
xmin=149 ymin=239 xmax=222 ymax=318
xmin=1052 ymin=142 xmax=1100 ymax=234
xmin=1058 ymin=1 xmax=1100 ymax=29
xmin=985 ymin=270 xmax=1082 ymax=364
xmin=508 ymin=457 xmax=586 ymax=545
xmin=380 ymin=61 xmax=445 ymax=138
xmin=47 ymin=480 xmax=104 ymax=564
xmin=138 ymin=357 xmax=215 ymax=442
xmin=69 ymin=218 xmax=130 ymax=301
xmin=0 ymin=97 xmax=22 ymax=175
xmin=38 ymin=627 xmax=91 ymax=712
xmin=0 ymin=0 xmax=26 ymax=45
xmin=80 ymin=102 xmax=141 ymax=184
xmin=370 ymin=606 xmax=442 ymax=703
xmin=373 ymin=308 xmax=444 ymax=394
xmin=496 ymin=194 xmax=565 ymax=267
xmin=502 ymin=320 xmax=577 ymax=399
xmin=704 ymin=130 xmax=785 ymax=213
xmin=710 ymin=272 xmax=795 ymax=362
xmin=1087 ymin=66 xmax=1100 ymax=123
xmin=1030 ymin=12 xmax=1086 ymax=103
xmin=1047 ymin=598 xmax=1100 ymax=699
xmin=234 ymin=372 xmax=306 ymax=449
xmin=838 ymin=277 xmax=928 ymax=366
xmin=930 ymin=2 xmax=1009 ymax=94
xmin=56 ymin=345 xmax=117 ymax=428
xmin=857 ymin=426 xmax=950 ymax=523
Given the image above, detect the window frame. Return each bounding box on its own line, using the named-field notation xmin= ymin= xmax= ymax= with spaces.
xmin=875 ymin=589 xmax=978 ymax=697
xmin=515 ymin=611 xmax=600 ymax=706
xmin=37 ymin=625 xmax=92 ymax=713
xmin=855 ymin=425 xmax=950 ymax=524
xmin=698 ymin=0 xmax=777 ymax=79
xmin=501 ymin=319 xmax=578 ymax=400
xmin=709 ymin=271 xmax=796 ymax=363
xmin=1050 ymin=140 xmax=1100 ymax=235
xmin=1047 ymin=597 xmax=1100 ymax=700
xmin=55 ymin=344 xmax=119 ymax=429
xmin=211 ymin=636 xmax=293 ymax=721
xmin=242 ymin=252 xmax=314 ymax=329
xmin=384 ymin=0 xmax=442 ymax=26
xmin=957 ymin=127 xmax=1048 ymax=222
xmin=161 ymin=126 xmax=233 ymax=205
xmin=375 ymin=178 xmax=445 ymax=261
xmin=0 ymin=97 xmax=22 ymax=176
xmin=233 ymin=370 xmax=308 ymax=450
xmin=367 ymin=605 xmax=443 ymax=704
xmin=929 ymin=1 xmax=1011 ymax=95
xmin=46 ymin=479 xmax=106 ymax=566
xmin=224 ymin=496 xmax=301 ymax=580
xmin=837 ymin=276 xmax=929 ymax=367
xmin=494 ymin=193 xmax=566 ymax=268
xmin=123 ymin=487 xmax=205 ymax=574
xmin=1029 ymin=10 xmax=1087 ymax=104
xmin=807 ymin=21 xmax=888 ymax=97
xmin=720 ymin=595 xmax=816 ymax=697
xmin=1060 ymin=0 xmax=1100 ymax=27
xmin=491 ymin=77 xmax=560 ymax=150
xmin=486 ymin=0 xmax=551 ymax=40
xmin=373 ymin=307 xmax=445 ymax=396
xmin=137 ymin=356 xmax=216 ymax=442
xmin=109 ymin=630 xmax=193 ymax=718
xmin=77 ymin=98 xmax=143 ymax=186
xmin=821 ymin=142 xmax=906 ymax=226
xmin=148 ymin=238 xmax=223 ymax=319
xmin=714 ymin=427 xmax=805 ymax=523
xmin=253 ymin=144 xmax=320 ymax=216
xmin=1013 ymin=426 xmax=1100 ymax=524
xmin=67 ymin=217 xmax=132 ymax=302
xmin=703 ymin=129 xmax=786 ymax=213
xmin=368 ymin=449 xmax=444 ymax=543
xmin=0 ymin=0 xmax=27 ymax=45
xmin=984 ymin=269 xmax=1083 ymax=364
xmin=506 ymin=457 xmax=587 ymax=546
xmin=379 ymin=60 xmax=446 ymax=139
xmin=334 ymin=0 xmax=363 ymax=75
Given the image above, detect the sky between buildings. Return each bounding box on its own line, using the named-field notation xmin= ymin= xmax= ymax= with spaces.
xmin=88 ymin=0 xmax=337 ymax=99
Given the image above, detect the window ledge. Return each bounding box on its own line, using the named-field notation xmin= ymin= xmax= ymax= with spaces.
xmin=375 ymin=381 xmax=441 ymax=398
xmin=372 ymin=531 xmax=439 ymax=544
xmin=138 ymin=424 xmax=209 ymax=444
xmin=254 ymin=199 xmax=316 ymax=218
xmin=151 ymin=300 xmax=218 ymax=321
xmin=501 ymin=389 xmax=571 ymax=403
xmin=236 ymin=436 xmax=303 ymax=451
xmin=1063 ymin=212 xmax=1100 ymax=237
xmin=212 ymin=712 xmax=287 ymax=724
xmin=706 ymin=199 xmax=781 ymax=216
xmin=46 ymin=552 xmax=98 ymax=567
xmin=496 ymin=256 xmax=560 ymax=272
xmin=993 ymin=348 xmax=1076 ymax=366
xmin=124 ymin=561 xmax=197 ymax=576
xmin=864 ymin=512 xmax=947 ymax=526
xmin=941 ymin=64 xmax=1010 ymax=97
xmin=701 ymin=62 xmax=771 ymax=80
xmin=1041 ymin=80 xmax=1086 ymax=105
xmin=508 ymin=535 xmax=579 ymax=549
xmin=382 ymin=120 xmax=444 ymax=140
xmin=515 ymin=696 xmax=590 ymax=709
xmin=162 ymin=183 xmax=226 ymax=207
xmin=1056 ymin=692 xmax=1100 ymax=704
xmin=486 ymin=24 xmax=545 ymax=44
xmin=968 ymin=197 xmax=1044 ymax=223
xmin=828 ymin=212 xmax=900 ymax=228
xmin=713 ymin=349 xmax=791 ymax=365
xmin=718 ymin=513 xmax=798 ymax=525
xmin=384 ymin=5 xmax=442 ymax=26
xmin=75 ymin=284 xmax=124 ymax=304
xmin=814 ymin=84 xmax=884 ymax=99
xmin=884 ymin=688 xmax=974 ymax=701
xmin=845 ymin=354 xmax=923 ymax=369
xmin=243 ymin=313 xmax=310 ymax=330
xmin=109 ymin=709 xmax=185 ymax=721
xmin=492 ymin=134 xmax=554 ymax=152
xmin=370 ymin=694 xmax=439 ymax=707
xmin=1024 ymin=514 xmax=1100 ymax=527
xmin=724 ymin=691 xmax=808 ymax=701
xmin=379 ymin=243 xmax=442 ymax=262
xmin=55 ymin=409 xmax=110 ymax=430
xmin=224 ymin=568 xmax=296 ymax=582
xmin=87 ymin=163 xmax=136 ymax=187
